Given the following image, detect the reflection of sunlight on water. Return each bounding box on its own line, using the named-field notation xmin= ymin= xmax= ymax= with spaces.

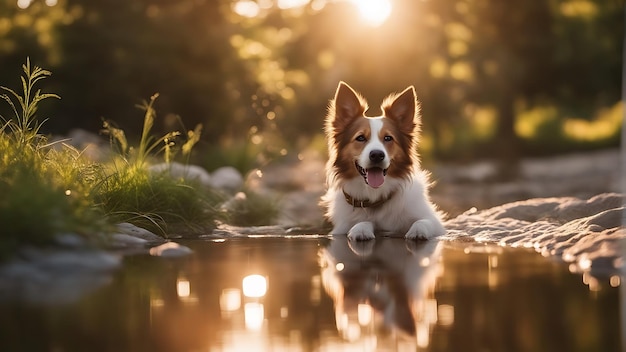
xmin=310 ymin=275 xmax=322 ymax=304
xmin=245 ymin=302 xmax=265 ymax=331
xmin=416 ymin=322 xmax=430 ymax=348
xmin=136 ymin=239 xmax=619 ymax=351
xmin=150 ymin=298 xmax=164 ymax=308
xmin=243 ymin=275 xmax=267 ymax=298
xmin=220 ymin=288 xmax=242 ymax=312
xmin=488 ymin=255 xmax=499 ymax=289
xmin=438 ymin=304 xmax=455 ymax=326
xmin=176 ymin=278 xmax=190 ymax=298
xmin=583 ymin=272 xmax=600 ymax=292
xmin=176 ymin=276 xmax=198 ymax=303
xmin=610 ymin=275 xmax=621 ymax=287
xmin=357 ymin=304 xmax=373 ymax=326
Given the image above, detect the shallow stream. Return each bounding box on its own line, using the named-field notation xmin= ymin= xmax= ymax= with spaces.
xmin=0 ymin=236 xmax=622 ymax=351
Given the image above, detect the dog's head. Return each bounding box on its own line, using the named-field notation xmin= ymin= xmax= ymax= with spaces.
xmin=325 ymin=82 xmax=421 ymax=188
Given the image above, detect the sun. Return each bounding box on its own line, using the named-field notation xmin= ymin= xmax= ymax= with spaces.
xmin=351 ymin=0 xmax=393 ymax=27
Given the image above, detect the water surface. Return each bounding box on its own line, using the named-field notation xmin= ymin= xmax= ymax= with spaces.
xmin=0 ymin=237 xmax=621 ymax=351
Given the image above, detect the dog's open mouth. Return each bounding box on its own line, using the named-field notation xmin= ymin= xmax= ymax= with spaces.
xmin=356 ymin=162 xmax=388 ymax=188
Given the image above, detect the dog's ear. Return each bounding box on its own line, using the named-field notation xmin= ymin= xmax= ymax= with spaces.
xmin=383 ymin=86 xmax=420 ymax=130
xmin=332 ymin=82 xmax=367 ymax=126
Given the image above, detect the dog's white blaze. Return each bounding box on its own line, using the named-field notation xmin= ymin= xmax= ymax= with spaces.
xmin=358 ymin=118 xmax=389 ymax=169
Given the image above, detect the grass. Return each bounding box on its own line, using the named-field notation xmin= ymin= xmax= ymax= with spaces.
xmin=221 ymin=190 xmax=280 ymax=227
xmin=0 ymin=59 xmax=107 ymax=256
xmin=0 ymin=59 xmax=279 ymax=256
xmin=95 ymin=94 xmax=226 ymax=236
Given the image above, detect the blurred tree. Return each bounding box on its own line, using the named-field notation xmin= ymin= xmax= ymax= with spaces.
xmin=0 ymin=0 xmax=621 ymax=170
xmin=53 ymin=0 xmax=250 ymax=141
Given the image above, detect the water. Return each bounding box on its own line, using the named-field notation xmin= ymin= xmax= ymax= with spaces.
xmin=0 ymin=237 xmax=621 ymax=351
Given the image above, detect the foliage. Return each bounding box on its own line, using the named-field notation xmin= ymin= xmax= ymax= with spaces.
xmin=95 ymin=94 xmax=223 ymax=236
xmin=0 ymin=57 xmax=59 ymax=147
xmin=2 ymin=0 xmax=621 ymax=165
xmin=92 ymin=166 xmax=224 ymax=236
xmin=0 ymin=59 xmax=280 ymax=257
xmin=0 ymin=59 xmax=105 ymax=257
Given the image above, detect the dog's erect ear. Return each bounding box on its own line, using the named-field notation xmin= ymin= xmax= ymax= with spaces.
xmin=383 ymin=86 xmax=420 ymax=129
xmin=333 ymin=82 xmax=367 ymax=125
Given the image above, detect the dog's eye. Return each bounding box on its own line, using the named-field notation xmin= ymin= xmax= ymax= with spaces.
xmin=384 ymin=135 xmax=393 ymax=142
xmin=355 ymin=135 xmax=367 ymax=142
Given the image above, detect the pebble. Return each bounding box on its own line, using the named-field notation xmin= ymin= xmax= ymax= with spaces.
xmin=210 ymin=166 xmax=244 ymax=191
xmin=149 ymin=242 xmax=193 ymax=258
xmin=115 ymin=223 xmax=166 ymax=243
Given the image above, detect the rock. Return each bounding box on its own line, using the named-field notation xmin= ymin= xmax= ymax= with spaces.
xmin=18 ymin=247 xmax=121 ymax=273
xmin=110 ymin=233 xmax=148 ymax=247
xmin=149 ymin=242 xmax=193 ymax=258
xmin=210 ymin=166 xmax=243 ymax=191
xmin=0 ymin=248 xmax=121 ymax=305
xmin=115 ymin=223 xmax=166 ymax=243
xmin=444 ymin=193 xmax=626 ymax=276
xmin=149 ymin=162 xmax=212 ymax=188
xmin=55 ymin=128 xmax=110 ymax=162
xmin=54 ymin=233 xmax=87 ymax=248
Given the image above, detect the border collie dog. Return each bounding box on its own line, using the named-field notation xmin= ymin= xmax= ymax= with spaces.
xmin=322 ymin=82 xmax=445 ymax=241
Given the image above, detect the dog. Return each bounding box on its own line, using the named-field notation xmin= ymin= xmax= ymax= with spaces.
xmin=321 ymin=82 xmax=445 ymax=241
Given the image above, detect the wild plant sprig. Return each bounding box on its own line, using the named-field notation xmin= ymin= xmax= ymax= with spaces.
xmin=0 ymin=58 xmax=60 ymax=147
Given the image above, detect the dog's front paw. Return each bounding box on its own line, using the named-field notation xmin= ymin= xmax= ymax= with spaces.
xmin=406 ymin=219 xmax=437 ymax=240
xmin=348 ymin=222 xmax=375 ymax=241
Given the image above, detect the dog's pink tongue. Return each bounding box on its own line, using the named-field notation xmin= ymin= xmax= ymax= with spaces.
xmin=366 ymin=168 xmax=385 ymax=188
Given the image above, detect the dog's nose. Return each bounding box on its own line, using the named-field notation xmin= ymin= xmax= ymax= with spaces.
xmin=369 ymin=150 xmax=385 ymax=163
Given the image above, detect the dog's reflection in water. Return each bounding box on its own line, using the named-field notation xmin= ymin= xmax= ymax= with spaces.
xmin=319 ymin=238 xmax=442 ymax=346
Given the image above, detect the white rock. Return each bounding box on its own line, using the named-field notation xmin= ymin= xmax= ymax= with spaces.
xmin=210 ymin=166 xmax=243 ymax=191
xmin=111 ymin=233 xmax=148 ymax=246
xmin=149 ymin=162 xmax=212 ymax=188
xmin=149 ymin=242 xmax=193 ymax=258
xmin=115 ymin=223 xmax=165 ymax=243
xmin=444 ymin=193 xmax=626 ymax=276
xmin=54 ymin=233 xmax=86 ymax=248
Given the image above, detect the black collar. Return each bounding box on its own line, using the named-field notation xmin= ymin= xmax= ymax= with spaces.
xmin=343 ymin=189 xmax=396 ymax=208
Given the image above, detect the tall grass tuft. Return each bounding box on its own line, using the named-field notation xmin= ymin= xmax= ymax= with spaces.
xmin=0 ymin=59 xmax=106 ymax=257
xmin=96 ymin=94 xmax=223 ymax=236
xmin=0 ymin=58 xmax=59 ymax=149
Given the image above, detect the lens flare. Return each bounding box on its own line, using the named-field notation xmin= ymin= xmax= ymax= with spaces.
xmin=351 ymin=0 xmax=392 ymax=27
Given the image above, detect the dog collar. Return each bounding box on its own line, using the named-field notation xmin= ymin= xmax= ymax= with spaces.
xmin=343 ymin=189 xmax=396 ymax=208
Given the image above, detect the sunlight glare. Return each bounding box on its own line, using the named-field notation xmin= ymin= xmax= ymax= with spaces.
xmin=277 ymin=0 xmax=310 ymax=10
xmin=243 ymin=274 xmax=267 ymax=298
xmin=351 ymin=0 xmax=392 ymax=27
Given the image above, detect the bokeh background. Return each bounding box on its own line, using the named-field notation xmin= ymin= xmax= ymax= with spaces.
xmin=0 ymin=0 xmax=622 ymax=173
